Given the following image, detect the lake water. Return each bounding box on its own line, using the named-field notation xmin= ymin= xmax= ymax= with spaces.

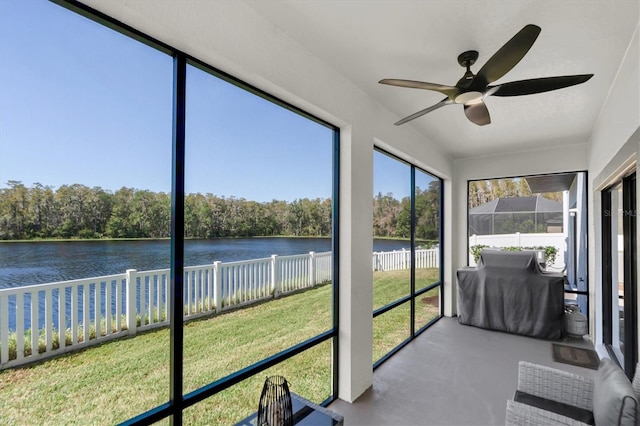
xmin=0 ymin=238 xmax=409 ymax=289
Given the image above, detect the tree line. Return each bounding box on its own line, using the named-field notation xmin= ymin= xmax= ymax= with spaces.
xmin=0 ymin=180 xmax=441 ymax=242
xmin=468 ymin=178 xmax=562 ymax=209
xmin=2 ymin=179 xmax=563 ymax=241
xmin=0 ymin=181 xmax=331 ymax=240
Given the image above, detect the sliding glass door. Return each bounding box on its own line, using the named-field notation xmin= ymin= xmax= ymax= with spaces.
xmin=603 ymin=173 xmax=637 ymax=378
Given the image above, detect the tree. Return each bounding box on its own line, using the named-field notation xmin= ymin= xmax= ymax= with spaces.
xmin=106 ymin=187 xmax=135 ymax=238
xmin=0 ymin=180 xmax=29 ymax=239
xmin=372 ymin=192 xmax=401 ymax=237
xmin=415 ymin=182 xmax=440 ymax=240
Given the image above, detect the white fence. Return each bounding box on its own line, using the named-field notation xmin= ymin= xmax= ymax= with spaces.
xmin=0 ymin=251 xmax=332 ymax=370
xmin=0 ymin=249 xmax=438 ymax=369
xmin=469 ymin=232 xmax=566 ymax=270
xmin=372 ymin=248 xmax=439 ymax=271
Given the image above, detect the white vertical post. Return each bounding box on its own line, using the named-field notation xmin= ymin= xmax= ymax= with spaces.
xmin=213 ymin=261 xmax=222 ymax=312
xmin=0 ymin=294 xmax=8 ymax=363
xmin=105 ymin=281 xmax=112 ymax=336
xmin=185 ymin=273 xmax=191 ymax=316
xmin=271 ymin=255 xmax=279 ymax=297
xmin=207 ymin=265 xmax=213 ymax=312
xmin=141 ymin=274 xmax=148 ymax=323
xmin=156 ymin=277 xmax=162 ymax=321
xmin=198 ymin=269 xmax=204 ymax=312
xmin=71 ymin=286 xmax=78 ymax=345
xmin=31 ymin=292 xmax=38 ymax=356
xmin=83 ymin=284 xmax=90 ymax=343
xmin=116 ymin=279 xmax=122 ymax=332
xmin=126 ymin=269 xmax=137 ymax=335
xmin=402 ymin=248 xmax=407 ymax=270
xmin=58 ymin=287 xmax=66 ymax=350
xmin=516 ymin=232 xmax=521 ymax=247
xmin=148 ymin=276 xmax=155 ymax=323
xmin=16 ymin=293 xmax=24 ymax=360
xmin=232 ymin=267 xmax=238 ymax=305
xmin=309 ymin=252 xmax=315 ymax=286
xmin=95 ymin=282 xmax=102 ymax=338
xmin=45 ymin=289 xmax=52 ymax=351
xmin=242 ymin=265 xmax=247 ymax=302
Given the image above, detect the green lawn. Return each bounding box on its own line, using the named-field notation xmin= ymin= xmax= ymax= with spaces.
xmin=0 ymin=268 xmax=440 ymax=425
xmin=373 ymin=268 xmax=441 ymax=362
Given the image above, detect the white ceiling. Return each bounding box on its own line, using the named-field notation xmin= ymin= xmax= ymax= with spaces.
xmin=244 ymin=1 xmax=639 ymax=159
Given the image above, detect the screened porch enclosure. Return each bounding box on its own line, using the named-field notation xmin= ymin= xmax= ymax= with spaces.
xmin=469 ymin=195 xmax=563 ymax=236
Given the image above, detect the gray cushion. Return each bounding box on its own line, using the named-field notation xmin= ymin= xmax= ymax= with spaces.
xmin=514 ymin=390 xmax=594 ymax=424
xmin=593 ymin=358 xmax=638 ymax=426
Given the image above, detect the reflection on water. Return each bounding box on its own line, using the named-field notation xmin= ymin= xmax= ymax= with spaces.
xmin=0 ymin=238 xmax=409 ymax=289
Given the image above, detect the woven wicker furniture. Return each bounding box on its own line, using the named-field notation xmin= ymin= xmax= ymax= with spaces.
xmin=506 ymin=360 xmax=640 ymax=425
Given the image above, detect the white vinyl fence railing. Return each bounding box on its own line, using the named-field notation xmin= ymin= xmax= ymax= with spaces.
xmin=372 ymin=248 xmax=439 ymax=272
xmin=0 ymin=248 xmax=438 ymax=369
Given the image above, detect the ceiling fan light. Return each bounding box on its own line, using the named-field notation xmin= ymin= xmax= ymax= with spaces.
xmin=454 ymin=91 xmax=483 ymax=104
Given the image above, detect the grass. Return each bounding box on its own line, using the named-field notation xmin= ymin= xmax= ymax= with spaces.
xmin=0 ymin=268 xmax=440 ymax=425
xmin=373 ymin=268 xmax=441 ymax=362
xmin=3 ymin=312 xmax=170 ymax=361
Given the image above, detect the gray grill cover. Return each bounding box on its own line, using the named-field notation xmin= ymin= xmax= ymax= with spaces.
xmin=456 ymin=250 xmax=564 ymax=339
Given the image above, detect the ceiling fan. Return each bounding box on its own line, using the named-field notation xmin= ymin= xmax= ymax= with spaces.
xmin=379 ymin=24 xmax=593 ymax=126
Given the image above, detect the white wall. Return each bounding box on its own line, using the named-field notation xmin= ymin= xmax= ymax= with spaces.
xmin=81 ymin=0 xmax=454 ymax=403
xmin=588 ymin=21 xmax=640 ymax=358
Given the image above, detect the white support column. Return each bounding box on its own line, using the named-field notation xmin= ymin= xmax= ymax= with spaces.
xmin=338 ymin=125 xmax=373 ymax=403
xmin=444 ymin=176 xmax=455 ymax=317
xmin=126 ymin=269 xmax=137 ymax=335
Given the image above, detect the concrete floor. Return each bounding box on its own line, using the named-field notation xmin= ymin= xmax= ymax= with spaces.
xmin=327 ymin=317 xmax=596 ymax=426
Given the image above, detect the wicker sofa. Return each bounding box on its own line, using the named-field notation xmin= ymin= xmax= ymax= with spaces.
xmin=505 ymin=359 xmax=640 ymax=425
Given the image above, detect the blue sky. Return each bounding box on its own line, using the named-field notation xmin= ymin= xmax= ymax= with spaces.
xmin=0 ymin=0 xmax=423 ymax=202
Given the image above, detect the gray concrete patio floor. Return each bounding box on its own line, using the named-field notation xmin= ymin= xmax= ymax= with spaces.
xmin=327 ymin=316 xmax=596 ymax=426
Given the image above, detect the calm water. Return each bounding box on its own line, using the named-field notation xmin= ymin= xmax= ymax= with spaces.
xmin=0 ymin=238 xmax=409 ymax=289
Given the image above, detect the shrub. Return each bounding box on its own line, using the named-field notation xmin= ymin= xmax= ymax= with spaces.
xmin=470 ymin=244 xmax=558 ymax=266
xmin=469 ymin=245 xmax=488 ymax=263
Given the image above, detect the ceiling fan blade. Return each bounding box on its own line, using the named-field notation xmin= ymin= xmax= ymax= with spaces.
xmin=472 ymin=24 xmax=541 ymax=88
xmin=464 ymin=101 xmax=491 ymax=126
xmin=489 ymin=74 xmax=594 ymax=97
xmin=394 ymin=97 xmax=451 ymax=126
xmin=380 ymin=79 xmax=459 ymax=97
